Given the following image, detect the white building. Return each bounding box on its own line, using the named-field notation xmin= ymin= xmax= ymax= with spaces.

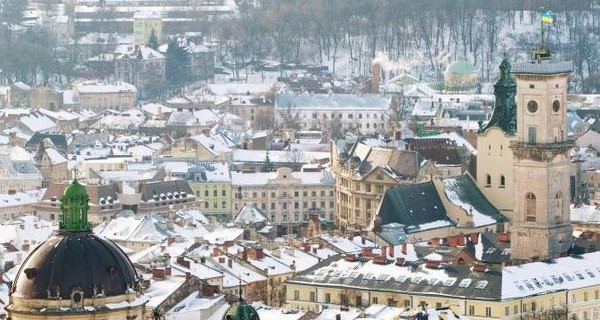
xmin=275 ymin=93 xmax=392 ymax=135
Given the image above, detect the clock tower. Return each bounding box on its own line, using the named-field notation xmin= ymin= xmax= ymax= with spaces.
xmin=510 ymin=48 xmax=573 ymax=261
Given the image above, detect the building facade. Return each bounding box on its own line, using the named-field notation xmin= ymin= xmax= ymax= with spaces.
xmin=74 ymin=80 xmax=137 ymax=112
xmin=133 ymin=11 xmax=162 ymax=45
xmin=231 ymin=167 xmax=335 ymax=235
xmin=510 ymin=52 xmax=573 ymax=261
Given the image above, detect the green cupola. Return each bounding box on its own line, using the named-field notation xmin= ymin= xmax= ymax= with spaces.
xmin=479 ymin=56 xmax=517 ymax=134
xmin=59 ymin=179 xmax=92 ymax=233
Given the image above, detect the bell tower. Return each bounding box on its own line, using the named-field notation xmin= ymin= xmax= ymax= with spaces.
xmin=510 ymin=47 xmax=573 ymax=261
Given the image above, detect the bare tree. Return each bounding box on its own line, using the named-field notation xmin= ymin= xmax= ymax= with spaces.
xmin=277 ymin=102 xmax=302 ymax=130
xmin=286 ymin=148 xmax=305 ymax=171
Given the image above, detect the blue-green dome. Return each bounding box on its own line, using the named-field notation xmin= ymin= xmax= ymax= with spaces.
xmin=445 ymin=60 xmax=477 ymax=75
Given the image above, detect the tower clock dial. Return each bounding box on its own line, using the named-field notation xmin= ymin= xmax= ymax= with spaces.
xmin=552 ymin=100 xmax=560 ymax=113
xmin=527 ymin=100 xmax=538 ymax=113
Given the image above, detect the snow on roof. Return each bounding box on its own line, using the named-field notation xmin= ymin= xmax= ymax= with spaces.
xmin=190 ymin=134 xmax=233 ymax=156
xmin=276 ymin=93 xmax=391 ymax=111
xmin=570 ymin=204 xmax=600 ymax=224
xmin=204 ymin=256 xmax=266 ymax=288
xmin=44 ymin=148 xmax=68 ymax=164
xmin=144 ymin=275 xmax=187 ymax=308
xmin=318 ymin=235 xmax=377 ymax=254
xmin=63 ymin=89 xmax=80 ymax=105
xmin=233 ymin=149 xmax=329 ymax=164
xmin=20 ymin=113 xmax=56 ymax=133
xmin=75 ymin=80 xmax=137 ymax=94
xmin=253 ymin=302 xmax=307 ymax=320
xmin=316 ymin=307 xmax=362 ymax=320
xmin=141 ymin=103 xmax=172 ymax=116
xmin=114 ymin=44 xmax=164 ymax=60
xmin=234 ymin=203 xmax=267 ymax=224
xmin=422 ymin=131 xmax=477 ymax=155
xmin=203 ymin=227 xmax=244 ymax=244
xmin=267 ymin=247 xmax=319 ymax=272
xmin=8 ymin=146 xmax=32 ymax=161
xmin=442 ymin=175 xmax=503 ymax=227
xmin=133 ymin=11 xmax=162 ymax=19
xmin=411 ymin=100 xmax=441 ymax=117
xmin=247 ymin=254 xmax=293 ymax=276
xmin=92 ymin=109 xmax=145 ymax=130
xmin=502 ymin=251 xmax=600 ymax=299
xmin=0 ymin=215 xmax=55 ymax=248
xmin=166 ymin=291 xmax=227 ymax=317
xmin=208 ymin=83 xmax=275 ymax=96
xmin=231 ymin=170 xmax=334 ymax=186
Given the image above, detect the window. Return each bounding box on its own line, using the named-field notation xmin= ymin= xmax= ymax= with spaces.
xmin=366 ymin=184 xmax=371 ymax=192
xmin=330 ymin=191 xmax=334 ymax=196
xmin=196 ymin=191 xmax=200 ymax=196
xmin=320 ymin=191 xmax=325 ymax=197
xmin=348 ymin=114 xmax=353 ymax=119
xmin=222 ymin=190 xmax=226 ymax=197
xmin=505 ymin=306 xmax=510 ymax=316
xmin=531 ymin=302 xmax=537 ymax=312
xmin=205 ymin=190 xmax=209 ymax=197
xmin=555 ymin=192 xmax=563 ymax=222
xmin=358 ymin=114 xmax=362 ymax=119
xmin=283 ymin=192 xmax=288 ymax=198
xmin=372 ymin=297 xmax=378 ymax=304
xmin=527 ymin=100 xmax=538 ymax=113
xmin=528 ymin=127 xmax=537 ymax=144
xmin=303 ymin=191 xmax=308 ymax=197
xmin=294 ymin=202 xmax=299 ymax=209
xmin=213 ymin=190 xmax=218 ymax=197
xmin=261 ymin=203 xmax=266 ymax=209
xmin=50 ymin=213 xmax=55 ymax=220
xmin=213 ymin=202 xmax=217 ymax=208
xmin=253 ymin=192 xmax=257 ymax=198
xmin=513 ymin=305 xmax=518 ymax=315
xmin=282 ymin=203 xmax=287 ymax=210
xmin=325 ymin=293 xmax=331 ymax=303
xmin=403 ymin=299 xmax=410 ymax=307
xmin=205 ymin=202 xmax=209 ymax=208
xmin=309 ymin=292 xmax=315 ymax=302
xmin=595 ymin=290 xmax=599 ymax=300
xmin=303 ymin=202 xmax=307 ymax=209
xmin=271 ymin=203 xmax=275 ymax=210
xmin=485 ymin=174 xmax=491 ymax=187
xmin=294 ymin=290 xmax=299 ymax=300
xmin=526 ymin=192 xmax=536 ymax=222
xmin=485 ymin=307 xmax=492 ymax=317
xmin=585 ymin=292 xmax=589 ymax=302
xmin=311 ymin=191 xmax=316 ymax=197
xmin=500 ymin=174 xmax=506 ymax=188
xmin=222 ymin=201 xmax=226 ymax=208
xmin=271 ymin=192 xmax=276 ymax=197
xmin=294 ymin=191 xmax=299 ymax=197
xmin=468 ymin=306 xmax=475 ymax=316
xmin=553 ymin=100 xmax=561 ymax=113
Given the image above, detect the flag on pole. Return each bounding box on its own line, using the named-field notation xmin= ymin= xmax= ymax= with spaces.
xmin=541 ymin=11 xmax=554 ymax=23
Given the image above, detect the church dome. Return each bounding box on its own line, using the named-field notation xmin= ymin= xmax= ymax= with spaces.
xmin=11 ymin=232 xmax=139 ymax=300
xmin=11 ymin=179 xmax=139 ymax=300
xmin=223 ymin=299 xmax=260 ymax=320
xmin=444 ymin=60 xmax=479 ymax=91
xmin=444 ymin=60 xmax=477 ymax=75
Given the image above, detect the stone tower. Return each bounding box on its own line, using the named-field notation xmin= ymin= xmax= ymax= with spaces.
xmin=477 ymin=57 xmax=517 ymax=215
xmin=510 ymin=48 xmax=573 ymax=261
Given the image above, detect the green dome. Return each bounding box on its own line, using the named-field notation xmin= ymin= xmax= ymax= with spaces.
xmin=62 ymin=179 xmax=88 ymax=200
xmin=222 ymin=300 xmax=260 ymax=320
xmin=445 ymin=60 xmax=477 ymax=75
xmin=59 ymin=179 xmax=91 ymax=233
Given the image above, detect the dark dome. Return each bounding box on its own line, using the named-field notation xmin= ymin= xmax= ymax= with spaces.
xmin=12 ymin=232 xmax=139 ymax=300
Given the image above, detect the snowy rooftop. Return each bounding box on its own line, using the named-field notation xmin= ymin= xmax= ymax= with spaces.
xmin=276 ymin=93 xmax=391 ymax=111
xmin=231 ymin=170 xmax=334 ymax=186
xmin=232 ymin=149 xmax=329 ymax=164
xmin=75 ymin=80 xmax=137 ymax=94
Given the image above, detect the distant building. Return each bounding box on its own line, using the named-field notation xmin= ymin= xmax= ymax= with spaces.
xmin=133 ymin=11 xmax=162 ymax=45
xmin=114 ymin=44 xmax=166 ymax=98
xmin=275 ymin=93 xmax=392 ymax=135
xmin=74 ymin=80 xmax=137 ymax=112
xmin=231 ymin=167 xmax=335 ymax=235
xmin=444 ymin=60 xmax=479 ymax=91
xmin=185 ymin=162 xmax=232 ymax=222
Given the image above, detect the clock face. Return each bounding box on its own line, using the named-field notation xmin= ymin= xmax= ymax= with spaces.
xmin=553 ymin=100 xmax=561 ymax=113
xmin=527 ymin=100 xmax=538 ymax=113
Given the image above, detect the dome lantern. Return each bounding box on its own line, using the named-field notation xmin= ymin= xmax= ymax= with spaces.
xmin=59 ymin=179 xmax=92 ymax=233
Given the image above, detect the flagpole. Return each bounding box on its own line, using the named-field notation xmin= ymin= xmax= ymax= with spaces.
xmin=540 ymin=4 xmax=545 ymax=50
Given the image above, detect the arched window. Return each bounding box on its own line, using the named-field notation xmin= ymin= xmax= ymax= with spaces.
xmin=555 ymin=192 xmax=563 ymax=223
xmin=485 ymin=174 xmax=491 ymax=187
xmin=499 ymin=175 xmax=506 ymax=188
xmin=525 ymin=193 xmax=536 ymax=222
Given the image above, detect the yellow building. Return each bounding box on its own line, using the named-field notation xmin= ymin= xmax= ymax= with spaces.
xmin=332 ymin=141 xmax=437 ymax=229
xmin=74 ymin=80 xmax=137 ymax=112
xmin=285 ymin=252 xmax=600 ymax=320
xmin=231 ymin=167 xmax=335 ymax=233
xmin=477 ymin=57 xmax=517 ymax=217
xmin=133 ymin=11 xmax=162 ymax=45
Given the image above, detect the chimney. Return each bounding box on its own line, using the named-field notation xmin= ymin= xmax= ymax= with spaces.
xmin=165 ymin=266 xmax=172 ymax=276
xmin=228 ymin=258 xmax=233 ymax=268
xmin=381 ymin=245 xmax=387 ymax=257
xmin=373 ymin=255 xmax=386 ymax=265
xmin=401 ymin=243 xmax=407 ymax=255
xmin=312 ymin=247 xmax=318 ymax=254
xmin=336 ymin=314 xmax=341 ymax=320
xmin=185 ymin=272 xmax=192 ymax=280
xmin=430 ymin=238 xmax=440 ymax=246
xmin=473 ymin=262 xmax=487 ymax=272
xmin=254 ymin=247 xmax=264 ymax=260
xmin=426 ymin=260 xmax=441 ymax=269
xmin=361 ymin=236 xmax=366 ymax=245
xmin=21 ymin=243 xmax=30 ymax=251
xmin=167 ymin=236 xmax=175 ymax=246
xmin=447 ymin=236 xmax=458 ymax=247
xmin=19 ymin=224 xmax=25 ymax=230
xmin=470 ymin=233 xmax=479 ymax=245
xmin=498 ymin=233 xmax=510 ymax=242
xmin=242 ymin=249 xmax=248 ymax=261
xmin=213 ymin=247 xmax=220 ymax=256
xmin=3 ymin=261 xmax=14 ymax=271
xmin=202 ymin=285 xmax=215 ymax=297
xmin=200 ymin=256 xmax=206 ymax=264
xmin=152 ymin=268 xmax=166 ymax=279
xmin=371 ymin=61 xmax=381 ymax=93
xmin=318 ymin=243 xmax=323 ymax=249
xmin=160 ymin=245 xmax=166 ymax=252
xmin=218 ymin=256 xmax=226 ymax=263
xmin=361 ymin=247 xmax=373 ymax=257
xmin=395 ymin=257 xmax=405 ymax=266
xmin=345 ymin=254 xmax=357 ymax=262
xmin=388 ymin=246 xmax=395 ymax=257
